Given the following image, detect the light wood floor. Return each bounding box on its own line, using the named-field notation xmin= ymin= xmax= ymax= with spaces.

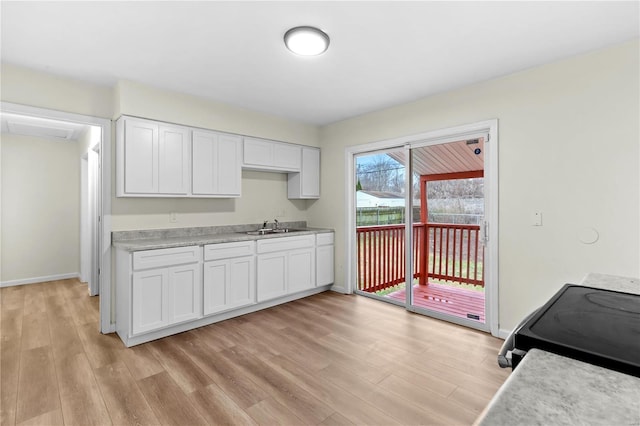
xmin=1 ymin=278 xmax=509 ymax=425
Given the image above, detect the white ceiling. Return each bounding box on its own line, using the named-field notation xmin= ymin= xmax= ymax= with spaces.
xmin=1 ymin=1 xmax=638 ymax=126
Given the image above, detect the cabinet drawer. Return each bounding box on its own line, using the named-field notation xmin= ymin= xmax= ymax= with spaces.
xmin=133 ymin=246 xmax=201 ymax=270
xmin=257 ymin=235 xmax=315 ymax=254
xmin=316 ymin=233 xmax=334 ymax=246
xmin=204 ymin=241 xmax=255 ymax=261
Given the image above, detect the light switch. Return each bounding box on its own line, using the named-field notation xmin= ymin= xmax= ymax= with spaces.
xmin=532 ymin=211 xmax=542 ymax=226
xmin=169 ymin=212 xmax=177 ymax=223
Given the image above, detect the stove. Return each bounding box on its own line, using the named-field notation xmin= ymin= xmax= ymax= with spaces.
xmin=504 ymin=284 xmax=640 ymax=377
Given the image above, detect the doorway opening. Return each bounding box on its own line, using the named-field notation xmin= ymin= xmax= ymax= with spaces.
xmin=348 ymin=120 xmax=498 ymax=334
xmin=1 ymin=102 xmax=112 ymax=333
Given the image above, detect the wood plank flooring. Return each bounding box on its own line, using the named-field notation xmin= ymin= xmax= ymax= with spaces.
xmin=0 ymin=278 xmax=510 ymax=425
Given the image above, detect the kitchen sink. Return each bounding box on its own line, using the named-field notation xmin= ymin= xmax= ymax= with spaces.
xmin=243 ymin=228 xmax=307 ymax=235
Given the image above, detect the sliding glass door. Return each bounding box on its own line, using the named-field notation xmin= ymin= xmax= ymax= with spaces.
xmin=353 ymin=128 xmax=493 ymax=333
xmin=354 ymin=149 xmax=408 ymax=306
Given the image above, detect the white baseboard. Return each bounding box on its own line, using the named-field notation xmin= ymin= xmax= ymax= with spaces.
xmin=330 ymin=284 xmax=349 ymax=294
xmin=1 ymin=273 xmax=80 ymax=288
xmin=497 ymin=328 xmax=511 ymax=339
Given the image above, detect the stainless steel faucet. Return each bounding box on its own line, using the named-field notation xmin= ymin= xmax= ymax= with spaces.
xmin=273 ymin=219 xmax=279 ymax=230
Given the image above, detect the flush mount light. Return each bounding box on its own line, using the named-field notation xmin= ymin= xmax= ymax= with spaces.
xmin=284 ymin=26 xmax=330 ymax=56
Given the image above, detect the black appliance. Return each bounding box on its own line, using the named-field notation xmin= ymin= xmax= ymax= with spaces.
xmin=498 ymin=284 xmax=640 ymax=377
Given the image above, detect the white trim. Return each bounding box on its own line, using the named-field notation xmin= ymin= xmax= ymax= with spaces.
xmin=330 ymin=285 xmax=349 ymax=294
xmin=1 ymin=273 xmax=80 ymax=288
xmin=1 ymin=102 xmax=113 ymax=333
xmin=497 ymin=328 xmax=510 ymax=340
xmin=485 ymin=119 xmax=500 ymax=337
xmin=80 ymin=156 xmax=90 ymax=284
xmin=344 ymin=119 xmax=499 ymax=336
xmin=404 ymin=144 xmax=414 ymax=309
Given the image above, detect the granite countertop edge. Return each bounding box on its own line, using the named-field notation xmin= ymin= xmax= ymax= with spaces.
xmin=112 ymin=223 xmax=334 ymax=252
xmin=476 ymin=348 xmax=640 ymax=425
xmin=475 ymin=273 xmax=640 ymax=425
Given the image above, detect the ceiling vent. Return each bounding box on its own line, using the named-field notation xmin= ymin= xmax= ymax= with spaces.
xmin=1 ymin=113 xmax=86 ymax=141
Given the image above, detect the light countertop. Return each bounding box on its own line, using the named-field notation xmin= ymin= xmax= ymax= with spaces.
xmin=477 ymin=348 xmax=640 ymax=425
xmin=111 ymin=222 xmax=333 ymax=252
xmin=476 ymin=273 xmax=640 ymax=425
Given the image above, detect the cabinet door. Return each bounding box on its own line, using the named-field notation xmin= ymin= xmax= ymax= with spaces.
xmin=228 ymin=256 xmax=255 ymax=309
xmin=288 ymin=248 xmax=315 ymax=293
xmin=274 ymin=143 xmax=301 ymax=171
xmin=124 ymin=119 xmax=158 ymax=194
xmin=243 ymin=137 xmax=272 ymax=167
xmin=193 ymin=131 xmax=241 ymax=196
xmin=132 ymin=268 xmax=169 ymax=334
xmin=257 ymin=252 xmax=287 ymax=302
xmin=316 ymin=244 xmax=334 ymax=286
xmin=192 ymin=130 xmax=217 ymax=195
xmin=168 ymin=263 xmax=201 ymax=324
xmin=288 ymin=147 xmax=320 ymax=199
xmin=204 ymin=256 xmax=255 ymax=315
xmin=158 ymin=125 xmax=190 ymax=194
xmin=301 ymin=147 xmax=320 ymax=197
xmin=216 ymin=134 xmax=242 ymax=196
xmin=203 ymin=260 xmax=228 ymax=315
xmin=244 ymin=137 xmax=301 ymax=172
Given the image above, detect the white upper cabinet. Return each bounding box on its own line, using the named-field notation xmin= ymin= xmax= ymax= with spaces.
xmin=117 ymin=116 xmax=243 ymax=198
xmin=117 ymin=116 xmax=319 ymax=199
xmin=158 ymin=125 xmax=190 ymax=195
xmin=288 ymin=147 xmax=320 ymax=199
xmin=274 ymin=143 xmax=302 ymax=171
xmin=117 ymin=117 xmax=189 ymax=197
xmin=192 ymin=130 xmax=242 ymax=197
xmin=123 ymin=118 xmax=159 ymax=194
xmin=243 ymin=137 xmax=301 ymax=172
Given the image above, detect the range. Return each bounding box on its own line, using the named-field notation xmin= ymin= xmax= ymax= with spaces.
xmin=499 ymin=284 xmax=640 ymax=377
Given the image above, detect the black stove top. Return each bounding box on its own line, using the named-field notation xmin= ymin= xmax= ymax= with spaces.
xmin=514 ymin=284 xmax=640 ymax=377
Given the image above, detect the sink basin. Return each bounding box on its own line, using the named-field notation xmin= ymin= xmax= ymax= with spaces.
xmin=244 ymin=229 xmax=275 ymax=235
xmin=244 ymin=228 xmax=307 ymax=235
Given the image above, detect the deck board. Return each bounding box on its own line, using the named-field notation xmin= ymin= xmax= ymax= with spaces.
xmin=386 ymin=283 xmax=485 ymax=322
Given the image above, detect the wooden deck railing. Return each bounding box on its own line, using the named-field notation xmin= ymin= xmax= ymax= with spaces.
xmin=356 ymin=223 xmax=484 ymax=293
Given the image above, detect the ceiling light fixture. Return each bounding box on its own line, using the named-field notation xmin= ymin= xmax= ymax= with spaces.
xmin=284 ymin=26 xmax=330 ymax=56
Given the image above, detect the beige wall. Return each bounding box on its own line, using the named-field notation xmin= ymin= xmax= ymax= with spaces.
xmin=1 ymin=134 xmax=80 ymax=282
xmin=311 ymin=39 xmax=640 ymax=331
xmin=116 ymin=80 xmax=319 ymax=145
xmin=1 ymin=63 xmax=113 ymax=119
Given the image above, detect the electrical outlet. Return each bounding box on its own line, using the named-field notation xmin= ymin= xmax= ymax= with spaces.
xmin=169 ymin=212 xmax=177 ymax=223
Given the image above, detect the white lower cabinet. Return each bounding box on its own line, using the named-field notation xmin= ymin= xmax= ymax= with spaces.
xmin=203 ymin=255 xmax=255 ymax=315
xmin=256 ymin=252 xmax=288 ymax=302
xmin=132 ymin=261 xmax=201 ymax=335
xmin=168 ymin=263 xmax=201 ymax=324
xmin=129 ymin=246 xmax=202 ymax=336
xmin=132 ymin=268 xmax=169 ymax=335
xmin=256 ymin=235 xmax=316 ymax=302
xmin=288 ymin=248 xmax=315 ymax=293
xmin=116 ymin=232 xmax=334 ymax=347
xmin=316 ymin=233 xmax=335 ymax=286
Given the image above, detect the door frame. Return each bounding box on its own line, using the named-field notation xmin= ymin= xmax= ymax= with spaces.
xmin=345 ymin=119 xmax=499 ymax=336
xmin=2 ymin=102 xmax=113 ymax=333
xmin=80 ymin=149 xmax=100 ymax=296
